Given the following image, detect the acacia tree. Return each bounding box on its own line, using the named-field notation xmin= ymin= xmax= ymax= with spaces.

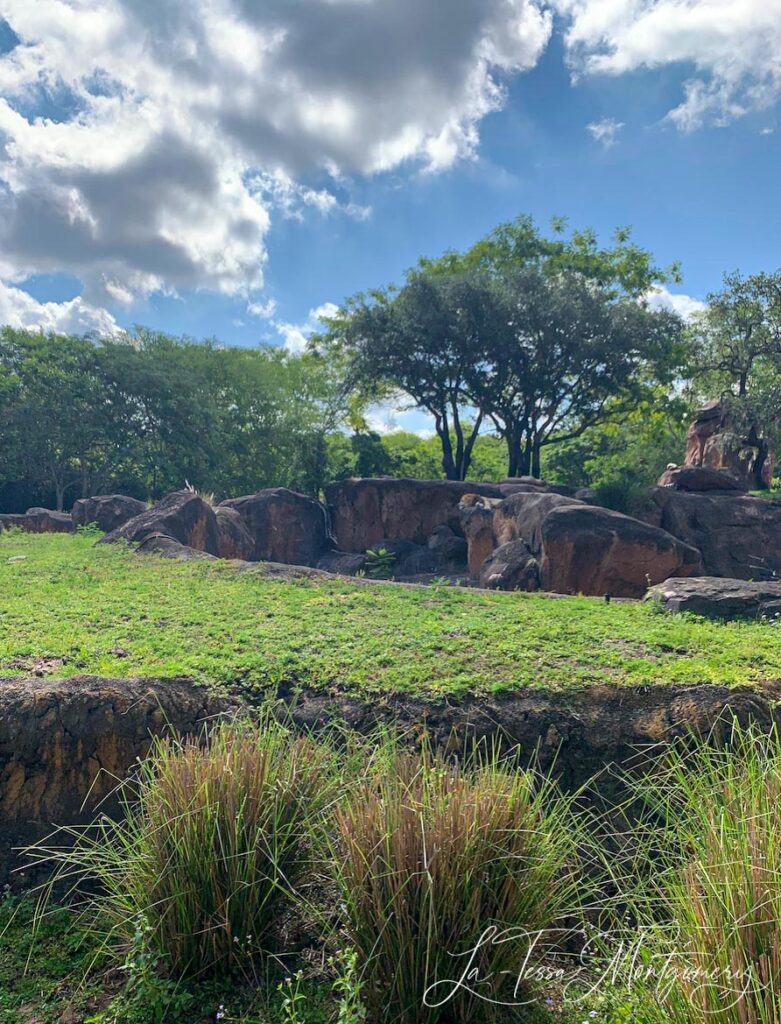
xmin=328 ymin=272 xmax=504 ymax=480
xmin=327 ymin=216 xmax=684 ymax=480
xmin=467 ymin=267 xmax=685 ymax=477
xmin=695 ymin=270 xmax=781 ymax=397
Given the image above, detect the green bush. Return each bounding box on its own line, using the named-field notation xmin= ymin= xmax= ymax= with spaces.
xmin=33 ymin=714 xmax=338 ymax=979
xmin=328 ymin=743 xmax=586 ymax=1024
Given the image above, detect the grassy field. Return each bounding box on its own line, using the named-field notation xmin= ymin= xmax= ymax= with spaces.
xmin=1 ymin=530 xmax=780 ymax=697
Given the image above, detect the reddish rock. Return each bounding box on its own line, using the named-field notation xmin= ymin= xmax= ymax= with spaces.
xmin=644 ymin=488 xmax=781 ymax=581
xmin=493 ymin=491 xmax=583 ymax=554
xmin=325 ymin=478 xmax=506 ymax=551
xmin=539 ymin=505 xmax=702 ymax=598
xmin=100 ymin=490 xmax=219 ymax=554
xmin=657 ymin=466 xmax=746 ymax=492
xmin=459 ymin=497 xmax=500 ymax=577
xmin=684 ymin=400 xmax=775 ymax=489
xmin=72 ymin=494 xmax=147 ymax=532
xmin=215 ymin=506 xmax=255 ymax=560
xmin=220 ymin=488 xmax=329 ymax=565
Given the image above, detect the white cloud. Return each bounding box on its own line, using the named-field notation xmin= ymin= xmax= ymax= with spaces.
xmin=0 ymin=279 xmax=121 ymax=335
xmin=274 ymin=301 xmax=340 ymax=353
xmin=554 ymin=0 xmax=781 ymax=130
xmin=646 ymin=285 xmax=706 ymax=320
xmin=0 ymin=0 xmax=552 ymax=315
xmin=586 ymin=116 xmax=624 ymax=146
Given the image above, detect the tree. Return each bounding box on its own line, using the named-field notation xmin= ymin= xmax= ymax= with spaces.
xmin=326 ymin=272 xmax=500 ymax=479
xmin=325 ymin=215 xmax=683 ymax=480
xmin=694 ymin=270 xmax=781 ymax=397
xmin=465 ymin=267 xmax=686 ymax=477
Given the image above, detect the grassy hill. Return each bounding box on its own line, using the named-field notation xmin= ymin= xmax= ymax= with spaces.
xmin=1 ymin=530 xmax=780 ymax=698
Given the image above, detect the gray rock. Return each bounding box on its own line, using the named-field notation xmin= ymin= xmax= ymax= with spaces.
xmin=479 ymin=539 xmax=539 ymax=591
xmin=72 ymin=495 xmax=147 ymax=532
xmin=647 ymin=576 xmax=781 ymax=620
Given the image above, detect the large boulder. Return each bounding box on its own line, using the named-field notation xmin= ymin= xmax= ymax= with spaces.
xmin=100 ymin=490 xmax=219 ymax=554
xmin=135 ymin=533 xmax=218 ymax=561
xmin=220 ymin=488 xmax=329 ymax=566
xmin=479 ymin=539 xmax=539 ymax=591
xmin=493 ymin=491 xmax=583 ymax=555
xmin=325 ymin=478 xmax=506 ymax=551
xmin=647 ymin=577 xmax=781 ymax=620
xmin=0 ymin=677 xmax=234 ymax=885
xmin=539 ymin=505 xmax=702 ymax=598
xmin=657 ymin=466 xmax=746 ymax=492
xmin=685 ymin=400 xmax=775 ymax=490
xmin=215 ymin=506 xmax=255 ymax=560
xmin=644 ymin=488 xmax=781 ymax=580
xmin=0 ymin=509 xmax=74 ymax=533
xmin=72 ymin=494 xmax=147 ymax=532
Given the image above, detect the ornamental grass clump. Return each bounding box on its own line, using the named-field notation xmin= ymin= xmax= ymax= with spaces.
xmin=619 ymin=722 xmax=781 ymax=1024
xmin=329 ymin=743 xmax=587 ymax=1024
xmin=32 ymin=714 xmax=338 ymax=979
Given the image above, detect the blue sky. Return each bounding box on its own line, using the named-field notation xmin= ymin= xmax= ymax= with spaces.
xmin=1 ymin=1 xmax=780 ymax=365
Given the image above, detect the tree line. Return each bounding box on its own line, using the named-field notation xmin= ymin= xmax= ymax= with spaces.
xmin=1 ymin=215 xmax=779 ymax=513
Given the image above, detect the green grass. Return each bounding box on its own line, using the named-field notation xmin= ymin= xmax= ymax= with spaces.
xmin=1 ymin=531 xmax=780 ymax=697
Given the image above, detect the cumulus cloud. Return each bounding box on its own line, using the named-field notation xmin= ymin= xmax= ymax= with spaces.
xmin=0 ymin=279 xmax=122 ymax=335
xmin=0 ymin=0 xmax=552 ymax=314
xmin=646 ymin=285 xmax=706 ymax=320
xmin=554 ymin=0 xmax=781 ymax=129
xmin=586 ymin=116 xmax=624 ymax=146
xmin=274 ymin=302 xmax=340 ymax=353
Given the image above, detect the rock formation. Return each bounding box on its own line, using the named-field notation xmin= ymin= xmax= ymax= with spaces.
xmin=72 ymin=494 xmax=147 ymax=532
xmin=539 ymin=504 xmax=702 ymax=598
xmin=648 ymin=577 xmax=781 ymax=619
xmin=682 ymin=399 xmax=775 ymax=490
xmin=219 ymin=488 xmax=329 ymax=566
xmin=100 ymin=489 xmax=220 ymax=555
xmin=0 ymin=676 xmax=234 ymax=884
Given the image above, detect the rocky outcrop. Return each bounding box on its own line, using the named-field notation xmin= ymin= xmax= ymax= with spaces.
xmin=0 ymin=508 xmax=74 ymax=533
xmin=101 ymin=490 xmax=220 ymax=554
xmin=72 ymin=494 xmax=146 ymax=532
xmin=647 ymin=577 xmax=781 ymax=620
xmin=539 ymin=504 xmax=702 ymax=598
xmin=657 ymin=466 xmax=746 ymax=492
xmin=215 ymin=506 xmax=255 ymax=560
xmin=220 ymin=488 xmax=329 ymax=566
xmin=0 ymin=677 xmax=234 ymax=885
xmin=325 ymin=478 xmax=507 ymax=551
xmin=684 ymin=400 xmax=775 ymax=490
xmin=643 ymin=488 xmax=781 ymax=580
xmin=479 ymin=539 xmax=539 ymax=591
xmin=459 ymin=497 xmax=502 ymax=577
xmin=492 ymin=491 xmax=583 ymax=554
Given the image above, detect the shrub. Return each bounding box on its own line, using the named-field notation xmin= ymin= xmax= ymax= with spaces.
xmin=328 ymin=743 xmax=586 ymax=1024
xmin=618 ymin=722 xmax=781 ymax=1024
xmin=33 ymin=714 xmax=338 ymax=979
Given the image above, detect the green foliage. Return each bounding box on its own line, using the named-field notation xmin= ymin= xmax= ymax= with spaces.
xmin=543 ymin=393 xmax=691 ymax=512
xmin=31 ymin=716 xmax=339 ymax=979
xmin=2 ymin=531 xmax=781 ymax=695
xmin=329 ymin=742 xmax=587 ymax=1023
xmin=321 ymin=217 xmax=686 ymax=480
xmin=365 ymin=547 xmax=396 ymax=579
xmin=0 ymin=327 xmax=348 ymax=510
